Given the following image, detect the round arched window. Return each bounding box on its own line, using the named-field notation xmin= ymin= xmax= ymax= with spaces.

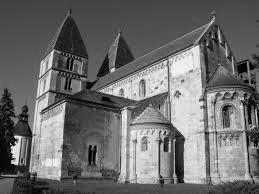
xmin=222 ymin=105 xmax=234 ymax=128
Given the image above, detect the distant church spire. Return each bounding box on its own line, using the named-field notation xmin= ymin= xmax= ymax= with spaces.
xmin=211 ymin=11 xmax=216 ymax=21
xmin=97 ymin=30 xmax=134 ymax=78
xmin=68 ymin=8 xmax=72 ymax=15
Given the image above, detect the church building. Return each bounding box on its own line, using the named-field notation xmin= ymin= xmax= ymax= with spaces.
xmin=30 ymin=10 xmax=259 ymax=184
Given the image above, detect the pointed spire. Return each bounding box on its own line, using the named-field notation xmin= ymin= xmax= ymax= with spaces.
xmin=97 ymin=30 xmax=134 ymax=77
xmin=44 ymin=10 xmax=88 ymax=58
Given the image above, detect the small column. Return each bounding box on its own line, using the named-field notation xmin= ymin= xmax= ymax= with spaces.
xmin=155 ymin=137 xmax=161 ymax=183
xmin=132 ymin=139 xmax=137 ymax=183
xmin=211 ymin=99 xmax=220 ymax=181
xmin=251 ymin=105 xmax=256 ymax=127
xmin=255 ymin=105 xmax=259 ymax=127
xmin=247 ymin=61 xmax=251 ymax=86
xmin=240 ymin=100 xmax=253 ymax=180
xmin=173 ymin=138 xmax=178 ymax=184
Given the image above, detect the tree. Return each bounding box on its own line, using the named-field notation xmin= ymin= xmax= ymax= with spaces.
xmin=0 ymin=88 xmax=16 ymax=172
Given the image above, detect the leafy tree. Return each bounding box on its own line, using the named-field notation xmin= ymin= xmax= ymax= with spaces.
xmin=0 ymin=88 xmax=16 ymax=172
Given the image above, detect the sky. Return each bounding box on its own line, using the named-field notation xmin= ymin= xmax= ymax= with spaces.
xmin=0 ymin=0 xmax=258 ymax=126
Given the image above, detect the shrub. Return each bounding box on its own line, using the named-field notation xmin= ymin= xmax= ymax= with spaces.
xmin=12 ymin=177 xmax=33 ymax=194
xmin=209 ymin=180 xmax=259 ymax=194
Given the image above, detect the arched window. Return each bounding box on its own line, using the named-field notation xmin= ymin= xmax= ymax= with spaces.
xmin=247 ymin=103 xmax=252 ymax=126
xmin=88 ymin=145 xmax=97 ymax=165
xmin=88 ymin=145 xmax=92 ymax=164
xmin=222 ymin=105 xmax=234 ymax=128
xmin=141 ymin=137 xmax=148 ymax=151
xmin=93 ymin=146 xmax=97 ymax=165
xmin=139 ymin=79 xmax=146 ymax=98
xmin=119 ymin=89 xmax=124 ymax=97
xmin=164 ymin=137 xmax=169 ymax=152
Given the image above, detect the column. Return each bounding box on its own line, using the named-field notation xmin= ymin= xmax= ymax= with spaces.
xmin=132 ymin=139 xmax=137 ymax=183
xmin=173 ymin=139 xmax=178 ymax=184
xmin=251 ymin=105 xmax=256 ymax=127
xmin=118 ymin=107 xmax=132 ymax=183
xmin=247 ymin=60 xmax=251 ymax=86
xmin=155 ymin=137 xmax=161 ymax=183
xmin=255 ymin=105 xmax=259 ymax=127
xmin=211 ymin=99 xmax=220 ymax=181
xmin=240 ymin=100 xmax=253 ymax=180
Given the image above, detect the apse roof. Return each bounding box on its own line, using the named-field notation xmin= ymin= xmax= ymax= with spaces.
xmin=132 ymin=104 xmax=171 ymax=125
xmin=44 ymin=11 xmax=88 ymax=58
xmin=92 ymin=20 xmax=213 ymax=90
xmin=206 ymin=64 xmax=252 ymax=89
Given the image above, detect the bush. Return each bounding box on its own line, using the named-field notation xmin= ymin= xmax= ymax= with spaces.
xmin=12 ymin=177 xmax=33 ymax=194
xmin=42 ymin=188 xmax=94 ymax=194
xmin=209 ymin=180 xmax=259 ymax=194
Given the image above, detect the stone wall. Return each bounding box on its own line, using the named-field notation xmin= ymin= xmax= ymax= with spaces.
xmin=206 ymin=90 xmax=254 ymax=182
xmin=100 ymin=60 xmax=168 ymax=100
xmin=61 ymin=102 xmax=121 ymax=178
xmin=169 ymin=46 xmax=207 ymax=183
xmin=37 ymin=102 xmax=66 ymax=180
xmin=130 ymin=125 xmax=174 ymax=184
xmin=200 ymin=25 xmax=236 ymax=83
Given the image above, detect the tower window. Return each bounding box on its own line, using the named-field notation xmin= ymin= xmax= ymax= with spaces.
xmin=66 ymin=58 xmax=74 ymax=71
xmin=119 ymin=89 xmax=124 ymax=97
xmin=222 ymin=105 xmax=234 ymax=128
xmin=164 ymin=137 xmax=169 ymax=152
xmin=64 ymin=78 xmax=72 ymax=91
xmin=139 ymin=79 xmax=146 ymax=98
xmin=141 ymin=136 xmax=148 ymax=151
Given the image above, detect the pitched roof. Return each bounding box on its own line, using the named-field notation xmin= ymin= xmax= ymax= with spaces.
xmin=97 ymin=32 xmax=134 ymax=77
xmin=206 ymin=65 xmax=252 ymax=89
xmin=92 ymin=21 xmax=212 ymax=90
xmin=44 ymin=12 xmax=88 ymax=58
xmin=132 ymin=104 xmax=171 ymax=125
xmin=69 ymin=89 xmax=136 ymax=108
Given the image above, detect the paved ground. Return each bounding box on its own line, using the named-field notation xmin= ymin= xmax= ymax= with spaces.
xmin=0 ymin=178 xmax=15 ymax=194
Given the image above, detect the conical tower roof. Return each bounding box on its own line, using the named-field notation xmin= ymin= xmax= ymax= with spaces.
xmin=132 ymin=104 xmax=171 ymax=125
xmin=14 ymin=105 xmax=32 ymax=137
xmin=44 ymin=10 xmax=88 ymax=58
xmin=97 ymin=31 xmax=134 ymax=77
xmin=206 ymin=64 xmax=252 ymax=89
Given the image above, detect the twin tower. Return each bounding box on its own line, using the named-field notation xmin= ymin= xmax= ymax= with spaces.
xmin=30 ymin=11 xmax=134 ymax=171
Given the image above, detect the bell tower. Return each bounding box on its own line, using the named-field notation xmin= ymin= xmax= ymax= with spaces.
xmin=30 ymin=10 xmax=88 ymax=172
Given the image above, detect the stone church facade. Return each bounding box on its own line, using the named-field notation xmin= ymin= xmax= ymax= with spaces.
xmin=30 ymin=10 xmax=259 ymax=184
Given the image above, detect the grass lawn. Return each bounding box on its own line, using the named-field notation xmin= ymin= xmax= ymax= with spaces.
xmin=38 ymin=179 xmax=212 ymax=194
